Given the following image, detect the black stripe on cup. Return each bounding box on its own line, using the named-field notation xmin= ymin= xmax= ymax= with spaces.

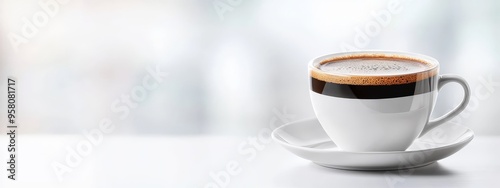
xmin=311 ymin=76 xmax=437 ymax=99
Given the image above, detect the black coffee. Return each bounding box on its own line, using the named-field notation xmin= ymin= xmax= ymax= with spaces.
xmin=319 ymin=58 xmax=429 ymax=76
xmin=310 ymin=54 xmax=438 ymax=99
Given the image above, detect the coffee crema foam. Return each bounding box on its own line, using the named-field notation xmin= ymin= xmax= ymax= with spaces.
xmin=310 ymin=54 xmax=438 ymax=85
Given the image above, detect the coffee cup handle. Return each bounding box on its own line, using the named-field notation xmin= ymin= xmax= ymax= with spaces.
xmin=418 ymin=75 xmax=471 ymax=137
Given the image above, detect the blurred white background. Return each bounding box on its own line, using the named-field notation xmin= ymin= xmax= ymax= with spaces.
xmin=1 ymin=0 xmax=499 ymax=136
xmin=1 ymin=0 xmax=500 ymax=187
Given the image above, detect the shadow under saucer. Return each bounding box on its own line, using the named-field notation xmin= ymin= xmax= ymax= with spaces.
xmin=310 ymin=162 xmax=456 ymax=176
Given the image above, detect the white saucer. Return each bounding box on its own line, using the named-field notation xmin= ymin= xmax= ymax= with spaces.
xmin=272 ymin=118 xmax=474 ymax=170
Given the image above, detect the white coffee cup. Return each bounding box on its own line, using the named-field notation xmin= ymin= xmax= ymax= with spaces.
xmin=309 ymin=51 xmax=470 ymax=152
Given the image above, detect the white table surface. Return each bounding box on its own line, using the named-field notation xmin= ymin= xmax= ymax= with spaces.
xmin=0 ymin=135 xmax=498 ymax=188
